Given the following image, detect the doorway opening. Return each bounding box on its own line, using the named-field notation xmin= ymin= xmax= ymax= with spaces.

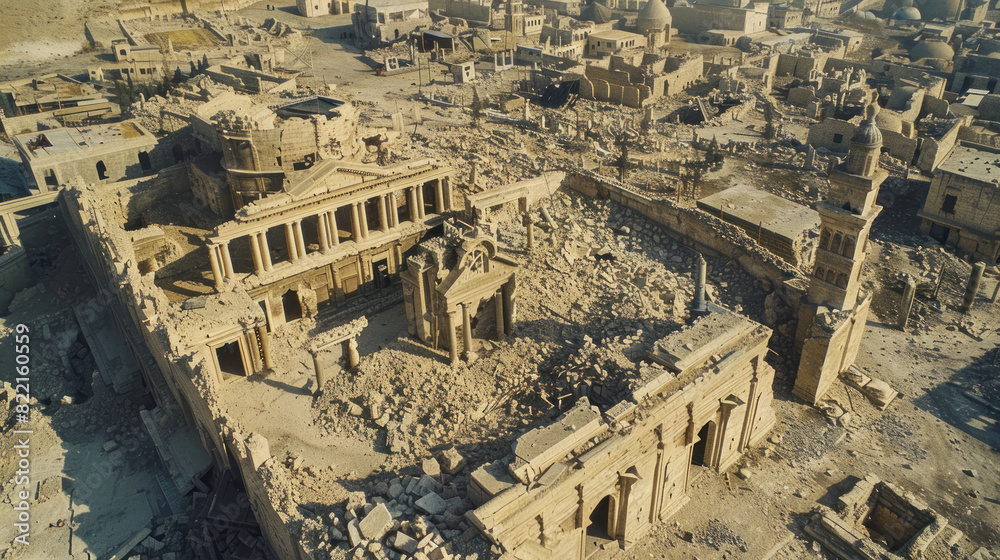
xmin=282 ymin=289 xmax=303 ymax=322
xmin=216 ymin=341 xmax=246 ymax=378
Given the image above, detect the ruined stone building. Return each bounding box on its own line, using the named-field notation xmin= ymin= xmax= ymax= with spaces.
xmin=469 ymin=312 xmax=776 ymax=559
xmin=580 ymin=52 xmax=702 ymax=107
xmin=88 ymin=40 xmax=167 ymax=84
xmin=401 ymin=220 xmax=518 ymax=364
xmin=918 ymin=142 xmax=1000 ymax=263
xmin=353 ymin=0 xmax=432 ymax=46
xmin=0 ymin=74 xmax=116 ymax=135
xmin=297 ymin=0 xmax=355 ymax=17
xmin=11 ymin=122 xmax=168 ymax=192
xmin=793 ymin=104 xmax=886 ymax=404
xmin=670 ymin=0 xmax=768 ymax=46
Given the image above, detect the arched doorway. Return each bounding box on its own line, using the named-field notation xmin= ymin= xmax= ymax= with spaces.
xmin=173 ymin=143 xmax=184 ymax=164
xmin=586 ymin=494 xmax=616 ymax=557
xmin=96 ymin=160 xmax=108 ymax=180
xmin=138 ymin=150 xmax=152 ymax=171
xmin=282 ymin=289 xmax=303 ymax=322
xmin=691 ymin=421 xmax=716 ymax=467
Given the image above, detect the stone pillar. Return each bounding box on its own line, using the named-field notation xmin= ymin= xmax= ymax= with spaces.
xmin=461 ymin=303 xmax=473 ymax=357
xmin=208 ymin=244 xmax=224 ymax=291
xmin=350 ymin=203 xmax=363 ymax=241
xmin=357 ymin=202 xmax=370 ymax=239
xmin=434 ymin=179 xmax=445 ymax=214
xmin=446 ymin=310 xmax=459 ymax=365
xmin=220 ymin=242 xmax=234 ymax=280
xmin=284 ymin=223 xmax=298 ymax=263
xmin=408 ymin=187 xmax=419 ymax=222
xmin=249 ymin=234 xmax=264 ymax=275
xmin=416 ymin=185 xmax=426 ymax=219
xmin=494 ymin=289 xmax=505 ymax=341
xmin=388 ymin=192 xmax=400 ymax=228
xmin=257 ymin=325 xmax=272 ymax=370
xmin=346 ymin=339 xmax=359 ymax=369
xmin=293 ymin=220 xmax=307 ymax=258
xmin=312 ymin=351 xmax=325 ymax=394
xmin=328 ymin=211 xmax=340 ymax=247
xmin=523 ymin=215 xmax=534 ymax=250
xmin=377 ymin=195 xmax=389 ymax=232
xmin=259 ymin=232 xmax=273 ymax=272
xmin=961 ymin=261 xmax=987 ymax=313
xmin=318 ymin=214 xmax=330 ymax=254
xmin=502 ymin=281 xmax=514 ymax=335
xmin=443 ymin=178 xmax=453 ymax=211
xmin=693 ymin=254 xmax=707 ymax=315
xmin=897 ymin=277 xmax=916 ymax=330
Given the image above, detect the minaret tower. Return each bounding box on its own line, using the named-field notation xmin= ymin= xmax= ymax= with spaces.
xmin=505 ymin=0 xmax=525 ymax=36
xmin=806 ymin=101 xmax=888 ymax=311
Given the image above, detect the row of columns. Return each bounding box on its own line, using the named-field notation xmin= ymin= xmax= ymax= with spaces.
xmin=445 ymin=280 xmax=514 ymax=365
xmin=208 ymin=182 xmax=449 ymax=290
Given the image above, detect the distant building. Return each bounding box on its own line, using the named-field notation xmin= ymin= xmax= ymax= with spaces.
xmin=352 ymin=0 xmax=432 ymax=45
xmin=918 ymin=142 xmax=1000 ymax=262
xmin=296 ymin=0 xmax=354 ymax=16
xmin=670 ymin=0 xmax=767 ymax=46
xmin=586 ymin=29 xmax=643 ymax=57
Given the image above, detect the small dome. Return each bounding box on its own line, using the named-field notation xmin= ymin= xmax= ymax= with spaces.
xmin=892 ymin=7 xmax=921 ymax=20
xmin=910 ymin=40 xmax=955 ymax=61
xmin=851 ymin=10 xmax=878 ymax=20
xmin=581 ymin=2 xmax=613 ymax=23
xmin=636 ymin=0 xmax=671 ymax=35
xmin=852 ymin=105 xmax=883 ymax=146
xmin=875 ymin=109 xmax=902 ymax=133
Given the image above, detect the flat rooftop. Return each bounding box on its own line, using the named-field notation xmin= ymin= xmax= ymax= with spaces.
xmin=697 ymin=184 xmax=819 ymax=244
xmin=589 ymin=29 xmax=644 ymax=41
xmin=13 ymin=122 xmax=152 ymax=158
xmin=936 ymin=143 xmax=1000 ymax=185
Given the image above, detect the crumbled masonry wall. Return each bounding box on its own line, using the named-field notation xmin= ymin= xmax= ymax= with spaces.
xmin=916 ymin=118 xmax=965 ymax=173
xmin=562 ymin=170 xmax=803 ymax=287
xmin=62 ymin=179 xmax=313 ymax=560
xmin=0 ymin=246 xmax=34 ymax=314
xmin=792 ymin=295 xmax=872 ymax=405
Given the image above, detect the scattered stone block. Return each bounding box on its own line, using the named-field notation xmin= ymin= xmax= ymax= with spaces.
xmin=359 ymin=503 xmax=393 ymax=541
xmin=437 ymin=447 xmax=466 ymax=475
xmin=390 ymin=531 xmax=418 ymax=554
xmin=415 ymin=492 xmax=449 ymax=516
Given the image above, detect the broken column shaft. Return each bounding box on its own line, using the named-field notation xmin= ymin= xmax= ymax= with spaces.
xmin=961 ymin=262 xmax=987 ymax=313
xmin=692 ymin=254 xmax=707 ymax=316
xmin=897 ymin=277 xmax=916 ymax=330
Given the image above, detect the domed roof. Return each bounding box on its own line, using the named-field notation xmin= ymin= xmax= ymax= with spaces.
xmin=852 ymin=105 xmax=883 ymax=146
xmin=915 ymin=0 xmax=960 ymax=21
xmin=635 ymin=0 xmax=673 ymax=25
xmin=910 ymin=40 xmax=955 ymax=61
xmin=874 ymin=109 xmax=902 ymax=133
xmin=892 ymin=7 xmax=921 ymax=20
xmin=581 ymin=1 xmax=613 ymax=23
xmin=851 ymin=10 xmax=878 ymax=20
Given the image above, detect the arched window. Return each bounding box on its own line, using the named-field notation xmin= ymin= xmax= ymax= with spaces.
xmin=96 ymin=160 xmax=108 ymax=180
xmin=819 ymin=229 xmax=831 ymax=250
xmin=832 ymin=232 xmax=843 ymax=254
xmin=842 ymin=236 xmax=856 ymax=257
xmin=815 ymin=266 xmax=825 ymax=280
xmin=836 ymin=273 xmax=848 ymax=288
xmin=825 ymin=269 xmax=836 ymax=284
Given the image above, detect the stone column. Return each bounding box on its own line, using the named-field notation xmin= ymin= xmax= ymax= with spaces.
xmin=442 ymin=177 xmax=453 ymax=211
xmin=220 ymin=242 xmax=234 ymax=280
xmin=388 ymin=192 xmax=400 ymax=228
xmin=416 ymin=185 xmax=426 ymax=219
xmin=408 ymin=187 xmax=419 ymax=222
xmin=377 ymin=195 xmax=389 ymax=232
xmin=897 ymin=277 xmax=916 ymax=330
xmin=249 ymin=234 xmax=264 ymax=275
xmin=318 ymin=214 xmax=330 ymax=254
xmin=328 ymin=211 xmax=340 ymax=247
xmin=350 ymin=203 xmax=363 ymax=241
xmin=311 ymin=351 xmax=325 ymax=395
xmin=501 ymin=280 xmax=514 ymax=335
xmin=445 ymin=310 xmax=459 ymax=365
xmin=258 ymin=232 xmax=273 ymax=272
xmin=208 ymin=244 xmax=224 ymax=291
xmin=523 ymin=214 xmax=534 ymax=250
xmin=284 ymin=223 xmax=298 ymax=263
xmin=494 ymin=289 xmax=505 ymax=341
xmin=257 ymin=325 xmax=272 ymax=370
xmin=346 ymin=339 xmax=360 ymax=369
xmin=293 ymin=220 xmax=307 ymax=258
xmin=961 ymin=262 xmax=986 ymax=313
xmin=434 ymin=179 xmax=444 ymax=214
xmin=693 ymin=254 xmax=707 ymax=315
xmin=357 ymin=202 xmax=370 ymax=239
xmin=461 ymin=303 xmax=473 ymax=357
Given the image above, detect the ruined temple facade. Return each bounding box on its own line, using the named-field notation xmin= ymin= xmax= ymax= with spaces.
xmin=793 ymin=104 xmax=885 ymax=404
xmin=401 ymin=220 xmax=517 ymax=364
xmin=469 ymin=312 xmax=776 ymax=559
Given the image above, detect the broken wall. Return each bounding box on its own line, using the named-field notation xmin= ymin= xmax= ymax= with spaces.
xmin=792 ymin=295 xmax=871 ymax=404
